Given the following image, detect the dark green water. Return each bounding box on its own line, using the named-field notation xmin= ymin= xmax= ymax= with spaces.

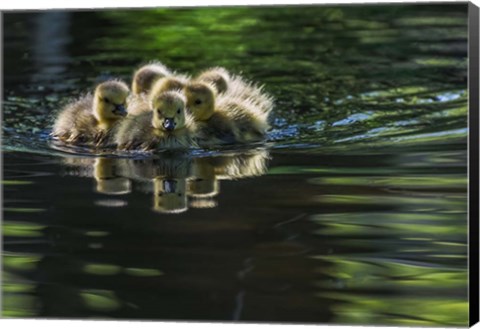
xmin=2 ymin=4 xmax=469 ymax=326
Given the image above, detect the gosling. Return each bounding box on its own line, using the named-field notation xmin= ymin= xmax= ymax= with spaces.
xmin=115 ymin=90 xmax=197 ymax=151
xmin=52 ymin=80 xmax=129 ymax=146
xmin=184 ymin=82 xmax=270 ymax=146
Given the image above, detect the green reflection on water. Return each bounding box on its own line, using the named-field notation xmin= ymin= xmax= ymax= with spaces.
xmin=80 ymin=290 xmax=122 ymax=312
xmin=313 ymin=239 xmax=467 ymax=325
xmin=2 ymin=180 xmax=34 ymax=185
xmin=124 ymin=268 xmax=164 ymax=277
xmin=2 ymin=294 xmax=39 ymax=317
xmin=3 ymin=222 xmax=46 ymax=237
xmin=84 ymin=231 xmax=111 ymax=237
xmin=83 ymin=263 xmax=122 ymax=276
xmin=314 ymin=176 xmax=467 ymax=188
xmin=321 ymin=292 xmax=468 ymax=326
xmin=4 ymin=208 xmax=46 ymax=213
xmin=4 ymin=253 xmax=42 ymax=271
xmin=318 ymin=194 xmax=466 ymax=208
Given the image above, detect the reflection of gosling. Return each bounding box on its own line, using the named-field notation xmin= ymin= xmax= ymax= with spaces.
xmin=52 ymin=80 xmax=129 ymax=146
xmin=189 ymin=198 xmax=217 ymax=209
xmin=215 ymin=149 xmax=270 ymax=180
xmin=131 ymin=62 xmax=172 ymax=95
xmin=115 ymin=91 xmax=197 ymax=151
xmin=195 ymin=67 xmax=274 ymax=116
xmin=61 ymin=157 xmax=95 ymax=177
xmin=153 ymin=178 xmax=188 ymax=214
xmin=188 ymin=157 xmax=220 ymax=198
xmin=184 ymin=82 xmax=269 ymax=146
xmin=187 ymin=157 xmax=219 ymax=209
xmin=93 ymin=158 xmax=131 ymax=195
xmin=121 ymin=157 xmax=191 ymax=182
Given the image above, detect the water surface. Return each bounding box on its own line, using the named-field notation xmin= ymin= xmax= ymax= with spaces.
xmin=2 ymin=4 xmax=469 ymax=326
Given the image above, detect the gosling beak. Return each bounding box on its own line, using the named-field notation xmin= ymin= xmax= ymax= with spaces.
xmin=163 ymin=179 xmax=177 ymax=193
xmin=163 ymin=118 xmax=176 ymax=131
xmin=113 ymin=104 xmax=127 ymax=117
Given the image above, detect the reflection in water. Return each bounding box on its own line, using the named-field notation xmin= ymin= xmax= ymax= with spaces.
xmin=61 ymin=148 xmax=270 ymax=213
xmin=93 ymin=158 xmax=131 ymax=195
xmin=3 ymin=145 xmax=467 ymax=324
xmin=32 ymin=12 xmax=72 ymax=85
xmin=154 ymin=178 xmax=188 ymax=213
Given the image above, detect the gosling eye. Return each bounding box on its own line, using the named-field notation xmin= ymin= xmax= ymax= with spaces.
xmin=103 ymin=98 xmax=110 ymax=104
xmin=177 ymin=108 xmax=181 ymax=114
xmin=194 ymin=99 xmax=202 ymax=105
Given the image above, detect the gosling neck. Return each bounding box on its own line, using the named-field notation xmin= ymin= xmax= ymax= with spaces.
xmin=97 ymin=118 xmax=118 ymax=131
xmin=93 ymin=98 xmax=119 ymax=131
xmin=196 ymin=106 xmax=215 ymax=121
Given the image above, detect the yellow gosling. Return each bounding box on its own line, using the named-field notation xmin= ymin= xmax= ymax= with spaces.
xmin=184 ymin=82 xmax=269 ymax=146
xmin=128 ymin=76 xmax=191 ymax=116
xmin=195 ymin=67 xmax=230 ymax=94
xmin=196 ymin=66 xmax=274 ymax=117
xmin=115 ymin=90 xmax=197 ymax=151
xmin=52 ymin=80 xmax=129 ymax=146
xmin=131 ymin=62 xmax=172 ymax=95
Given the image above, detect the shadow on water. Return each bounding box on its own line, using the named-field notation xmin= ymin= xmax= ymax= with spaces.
xmin=2 ymin=3 xmax=469 ymax=326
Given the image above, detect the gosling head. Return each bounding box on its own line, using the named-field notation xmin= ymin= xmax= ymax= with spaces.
xmin=150 ymin=76 xmax=187 ymax=96
xmin=196 ymin=67 xmax=230 ymax=94
xmin=183 ymin=82 xmax=216 ymax=121
xmin=150 ymin=91 xmax=188 ymax=132
xmin=132 ymin=63 xmax=171 ymax=95
xmin=93 ymin=80 xmax=129 ymax=126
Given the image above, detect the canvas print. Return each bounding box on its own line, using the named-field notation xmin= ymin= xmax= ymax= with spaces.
xmin=1 ymin=2 xmax=476 ymax=326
